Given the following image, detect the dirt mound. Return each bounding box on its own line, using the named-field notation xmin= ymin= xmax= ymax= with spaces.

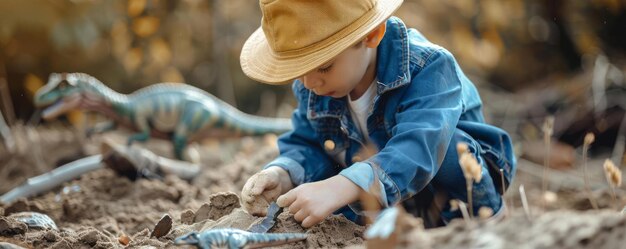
xmin=0 ymin=130 xmax=365 ymax=248
xmin=403 ymin=210 xmax=626 ymax=249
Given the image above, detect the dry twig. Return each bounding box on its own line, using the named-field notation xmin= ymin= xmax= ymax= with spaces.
xmin=0 ymin=155 xmax=103 ymax=205
xmin=457 ymin=142 xmax=482 ymax=218
xmin=457 ymin=200 xmax=471 ymax=225
xmin=583 ymin=132 xmax=599 ymax=209
xmin=519 ymin=184 xmax=532 ymax=221
xmin=541 ymin=116 xmax=554 ymax=211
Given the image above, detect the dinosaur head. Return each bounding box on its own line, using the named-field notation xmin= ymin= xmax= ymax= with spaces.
xmin=34 ymin=73 xmax=86 ymax=120
xmin=174 ymin=232 xmax=200 ymax=245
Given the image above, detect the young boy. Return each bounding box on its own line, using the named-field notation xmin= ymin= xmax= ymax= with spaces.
xmin=239 ymin=0 xmax=516 ymax=228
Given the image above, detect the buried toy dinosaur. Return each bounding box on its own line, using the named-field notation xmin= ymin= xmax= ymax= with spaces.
xmin=175 ymin=228 xmax=307 ymax=249
xmin=34 ymin=73 xmax=292 ymax=160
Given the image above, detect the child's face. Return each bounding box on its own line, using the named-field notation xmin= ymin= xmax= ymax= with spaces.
xmin=298 ymin=41 xmax=375 ymax=99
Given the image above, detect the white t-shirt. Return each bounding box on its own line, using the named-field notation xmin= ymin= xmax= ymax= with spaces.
xmin=348 ymin=79 xmax=378 ymax=144
xmin=335 ymin=80 xmax=377 ymax=166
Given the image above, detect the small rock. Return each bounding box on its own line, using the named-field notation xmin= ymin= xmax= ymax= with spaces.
xmin=151 ymin=214 xmax=172 ymax=238
xmin=181 ymin=209 xmax=195 ymax=225
xmin=79 ymin=229 xmax=100 ymax=246
xmin=98 ymin=217 xmax=121 ymax=235
xmin=194 ymin=192 xmax=241 ymax=223
xmin=194 ymin=203 xmax=211 ymax=223
xmin=50 ymin=239 xmax=72 ymax=249
xmin=44 ymin=230 xmax=58 ymax=242
xmin=118 ymin=234 xmax=131 ymax=246
xmin=4 ymin=199 xmax=29 ymax=215
xmin=207 ymin=192 xmax=240 ymax=220
xmin=0 ymin=217 xmax=27 ymax=236
xmin=206 ymin=209 xmax=256 ymax=230
xmin=8 ymin=212 xmax=58 ymax=230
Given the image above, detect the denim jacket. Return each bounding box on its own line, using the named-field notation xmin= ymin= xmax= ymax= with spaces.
xmin=264 ymin=16 xmax=516 ymax=212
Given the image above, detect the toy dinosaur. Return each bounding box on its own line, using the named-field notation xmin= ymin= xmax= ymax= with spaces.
xmin=34 ymin=73 xmax=292 ymax=160
xmin=8 ymin=212 xmax=58 ymax=230
xmin=174 ymin=228 xmax=307 ymax=249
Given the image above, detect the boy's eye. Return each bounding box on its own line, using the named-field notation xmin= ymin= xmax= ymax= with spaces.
xmin=317 ymin=63 xmax=334 ymax=74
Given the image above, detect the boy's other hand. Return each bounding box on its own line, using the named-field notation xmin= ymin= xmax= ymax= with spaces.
xmin=241 ymin=166 xmax=293 ymax=216
xmin=276 ymin=175 xmax=360 ymax=228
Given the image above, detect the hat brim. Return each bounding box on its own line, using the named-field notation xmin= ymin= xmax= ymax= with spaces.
xmin=240 ymin=0 xmax=404 ymax=85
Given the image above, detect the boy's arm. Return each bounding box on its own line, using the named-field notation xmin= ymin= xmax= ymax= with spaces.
xmin=263 ymin=82 xmax=338 ymax=186
xmin=340 ymin=49 xmax=464 ymax=208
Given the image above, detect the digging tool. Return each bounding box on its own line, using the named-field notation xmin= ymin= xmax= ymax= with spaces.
xmin=247 ymin=202 xmax=284 ymax=233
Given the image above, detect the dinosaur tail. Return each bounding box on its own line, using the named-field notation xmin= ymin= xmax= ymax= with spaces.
xmin=223 ymin=111 xmax=293 ymax=136
xmin=245 ymin=233 xmax=308 ymax=249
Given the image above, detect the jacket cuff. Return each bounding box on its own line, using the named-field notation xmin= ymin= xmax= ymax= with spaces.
xmin=339 ymin=162 xmax=389 ymax=214
xmin=263 ymin=156 xmax=306 ymax=186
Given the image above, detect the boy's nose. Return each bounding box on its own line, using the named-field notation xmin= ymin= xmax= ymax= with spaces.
xmin=302 ymin=75 xmax=323 ymax=90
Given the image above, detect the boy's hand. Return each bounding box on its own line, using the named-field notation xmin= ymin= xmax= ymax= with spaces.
xmin=276 ymin=175 xmax=360 ymax=228
xmin=241 ymin=166 xmax=294 ymax=216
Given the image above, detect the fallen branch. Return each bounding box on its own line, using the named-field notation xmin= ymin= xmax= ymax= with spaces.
xmin=0 ymin=155 xmax=103 ymax=205
xmin=0 ymin=140 xmax=202 ymax=205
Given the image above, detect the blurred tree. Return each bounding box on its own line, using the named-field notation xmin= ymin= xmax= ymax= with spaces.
xmin=0 ymin=0 xmax=624 ymax=121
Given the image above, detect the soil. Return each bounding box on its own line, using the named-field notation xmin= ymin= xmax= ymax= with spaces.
xmin=0 ymin=126 xmax=364 ymax=248
xmin=1 ymin=125 xmax=626 ymax=249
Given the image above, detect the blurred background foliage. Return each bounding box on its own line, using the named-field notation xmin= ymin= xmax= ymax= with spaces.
xmin=0 ymin=0 xmax=625 ymax=128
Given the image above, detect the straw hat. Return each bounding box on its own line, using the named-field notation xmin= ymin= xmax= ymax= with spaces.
xmin=240 ymin=0 xmax=403 ymax=85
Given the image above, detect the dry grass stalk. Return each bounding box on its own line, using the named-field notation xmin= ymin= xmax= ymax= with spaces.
xmin=499 ymin=169 xmax=508 ymax=215
xmin=355 ymin=143 xmax=383 ymax=224
xmin=449 ymin=199 xmax=459 ymax=211
xmin=457 ymin=142 xmax=482 ymax=218
xmin=359 ymin=182 xmax=383 ymax=225
xmin=519 ymin=184 xmax=532 ymax=221
xmin=478 ymin=206 xmax=494 ymax=220
xmin=603 ymin=159 xmax=622 ymax=207
xmin=612 ymin=115 xmax=626 ymax=169
xmin=456 ymin=142 xmax=469 ymax=157
xmin=583 ymin=132 xmax=599 ymax=209
xmin=541 ymin=116 xmax=554 ymax=211
xmin=456 ymin=200 xmax=471 ymax=225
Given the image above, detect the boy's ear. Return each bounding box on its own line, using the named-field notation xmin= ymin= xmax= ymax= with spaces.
xmin=364 ymin=22 xmax=387 ymax=48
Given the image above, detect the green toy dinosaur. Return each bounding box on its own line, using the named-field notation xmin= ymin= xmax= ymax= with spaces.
xmin=34 ymin=73 xmax=292 ymax=160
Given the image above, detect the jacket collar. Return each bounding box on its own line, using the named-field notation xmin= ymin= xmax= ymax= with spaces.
xmin=307 ymin=16 xmax=411 ymax=120
xmin=375 ymin=16 xmax=411 ymax=93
